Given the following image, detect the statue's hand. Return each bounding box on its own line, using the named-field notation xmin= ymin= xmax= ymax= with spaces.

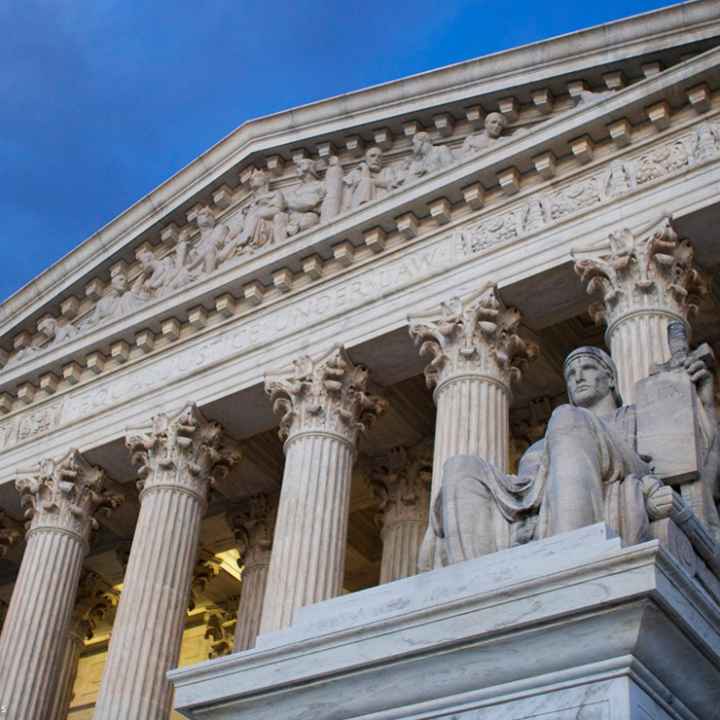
xmin=684 ymin=355 xmax=715 ymax=410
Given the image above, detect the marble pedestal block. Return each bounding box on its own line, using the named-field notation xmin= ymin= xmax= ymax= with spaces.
xmin=170 ymin=524 xmax=720 ymax=720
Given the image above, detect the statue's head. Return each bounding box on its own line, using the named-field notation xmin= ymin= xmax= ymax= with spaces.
xmin=110 ymin=271 xmax=129 ymax=294
xmin=412 ymin=132 xmax=432 ymax=155
xmin=196 ymin=207 xmax=214 ymax=229
xmin=563 ymin=346 xmax=622 ymax=408
xmin=37 ymin=317 xmax=57 ymax=339
xmin=485 ymin=112 xmax=508 ymax=139
xmin=365 ymin=146 xmax=383 ymax=172
xmin=249 ymin=167 xmax=269 ymax=189
xmin=294 ymin=157 xmax=320 ymax=180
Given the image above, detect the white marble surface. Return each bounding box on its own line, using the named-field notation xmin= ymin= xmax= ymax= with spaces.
xmin=170 ymin=524 xmax=720 ymax=720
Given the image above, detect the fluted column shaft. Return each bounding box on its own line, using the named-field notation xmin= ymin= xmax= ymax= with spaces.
xmin=0 ymin=527 xmax=85 ymax=719
xmin=230 ymin=494 xmax=277 ymax=651
xmin=94 ymin=403 xmax=239 ymax=720
xmin=575 ymin=218 xmax=705 ymax=404
xmin=0 ymin=451 xmax=120 ymax=720
xmin=94 ymin=486 xmax=204 ymax=719
xmin=48 ymin=624 xmax=85 ymax=720
xmin=260 ymin=433 xmax=354 ymax=632
xmin=235 ymin=561 xmax=270 ymax=650
xmin=370 ymin=444 xmax=432 ymax=584
xmin=260 ymin=346 xmax=387 ymax=634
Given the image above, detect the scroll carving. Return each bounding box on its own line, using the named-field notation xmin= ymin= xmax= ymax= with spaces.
xmin=15 ymin=449 xmax=123 ymax=542
xmin=408 ymin=283 xmax=538 ymax=391
xmin=265 ymin=345 xmax=388 ymax=444
xmin=126 ymin=402 xmax=241 ymax=501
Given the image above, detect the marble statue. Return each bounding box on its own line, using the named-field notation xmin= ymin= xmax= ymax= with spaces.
xmin=285 ymin=158 xmax=326 ymax=236
xmin=237 ymin=168 xmax=288 ymax=249
xmin=343 ymin=146 xmax=400 ymax=210
xmin=79 ymin=271 xmax=147 ymax=330
xmin=4 ymin=317 xmax=79 ymax=368
xmin=190 ymin=207 xmax=236 ymax=274
xmin=461 ymin=112 xmax=510 ymax=156
xmin=426 ymin=343 xmax=719 ymax=566
xmin=401 ymin=132 xmax=455 ymax=182
xmin=136 ymin=247 xmax=192 ymax=296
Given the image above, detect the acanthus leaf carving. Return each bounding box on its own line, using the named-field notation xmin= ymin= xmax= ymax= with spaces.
xmin=0 ymin=511 xmax=21 ymax=558
xmin=265 ymin=345 xmax=388 ymax=444
xmin=229 ymin=493 xmax=278 ymax=569
xmin=126 ymin=402 xmax=242 ymax=501
xmin=15 ymin=449 xmax=123 ymax=542
xmin=573 ymin=216 xmax=708 ymax=327
xmin=408 ymin=283 xmax=538 ymax=391
xmin=71 ymin=569 xmax=119 ymax=642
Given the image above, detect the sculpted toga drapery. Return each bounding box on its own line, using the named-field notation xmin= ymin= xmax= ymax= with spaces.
xmin=426 ymin=345 xmax=719 ymax=567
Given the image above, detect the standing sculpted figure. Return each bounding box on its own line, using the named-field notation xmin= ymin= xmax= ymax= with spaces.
xmin=426 ymin=345 xmax=719 ymax=566
xmin=401 ymin=132 xmax=455 ymax=182
xmin=189 ymin=207 xmax=235 ymax=275
xmin=343 ymin=146 xmax=400 ymax=210
xmin=237 ymin=168 xmax=289 ymax=249
xmin=79 ymin=271 xmax=147 ymax=330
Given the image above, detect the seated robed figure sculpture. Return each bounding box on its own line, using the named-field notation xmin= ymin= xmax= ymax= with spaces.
xmin=425 ymin=342 xmax=719 ymax=567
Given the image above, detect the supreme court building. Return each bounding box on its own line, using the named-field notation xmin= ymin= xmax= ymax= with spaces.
xmin=1 ymin=2 xmax=720 ymax=718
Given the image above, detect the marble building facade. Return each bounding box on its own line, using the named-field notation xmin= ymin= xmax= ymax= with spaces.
xmin=1 ymin=2 xmax=720 ymax=718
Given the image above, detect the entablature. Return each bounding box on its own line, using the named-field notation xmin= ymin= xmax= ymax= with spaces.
xmin=1 ymin=1 xmax=718 ymax=341
xmin=0 ymin=48 xmax=718 ymax=416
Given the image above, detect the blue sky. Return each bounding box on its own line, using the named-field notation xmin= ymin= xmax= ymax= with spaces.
xmin=1 ymin=0 xmax=679 ymax=303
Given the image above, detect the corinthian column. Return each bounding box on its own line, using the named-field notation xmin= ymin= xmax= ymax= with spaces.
xmin=409 ymin=283 xmax=536 ymax=569
xmin=574 ymin=217 xmax=707 ymax=403
xmin=48 ymin=571 xmax=118 ymax=720
xmin=260 ymin=346 xmax=387 ymax=634
xmin=230 ymin=493 xmax=278 ymax=650
xmin=369 ymin=442 xmax=433 ymax=583
xmin=94 ymin=403 xmax=240 ymax=720
xmin=0 ymin=451 xmax=122 ymax=720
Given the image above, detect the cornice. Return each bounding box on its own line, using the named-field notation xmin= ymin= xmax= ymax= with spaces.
xmin=1 ymin=0 xmax=718 ymax=336
xmin=0 ymin=46 xmax=717 ymax=408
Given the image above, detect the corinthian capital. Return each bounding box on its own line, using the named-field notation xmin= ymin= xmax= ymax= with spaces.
xmin=573 ymin=216 xmax=707 ymax=327
xmin=15 ymin=450 xmax=123 ymax=542
xmin=408 ymin=282 xmax=537 ymax=391
xmin=0 ymin=511 xmax=21 ymax=558
xmin=229 ymin=493 xmax=278 ymax=568
xmin=265 ymin=346 xmax=388 ymax=444
xmin=126 ymin=403 xmax=242 ymax=500
xmin=368 ymin=442 xmax=432 ymax=530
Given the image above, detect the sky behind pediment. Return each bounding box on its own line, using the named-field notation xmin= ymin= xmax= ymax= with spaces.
xmin=1 ymin=0 xmax=679 ymax=303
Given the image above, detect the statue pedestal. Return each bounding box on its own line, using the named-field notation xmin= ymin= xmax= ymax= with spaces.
xmin=170 ymin=524 xmax=720 ymax=720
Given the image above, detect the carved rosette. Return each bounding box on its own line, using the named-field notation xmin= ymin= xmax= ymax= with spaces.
xmin=408 ymin=282 xmax=538 ymax=399
xmin=15 ymin=450 xmax=123 ymax=544
xmin=0 ymin=511 xmax=21 ymax=558
xmin=126 ymin=402 xmax=242 ymax=504
xmin=230 ymin=493 xmax=278 ymax=569
xmin=265 ymin=345 xmax=388 ymax=448
xmin=574 ymin=217 xmax=707 ymax=333
xmin=368 ymin=445 xmax=432 ymax=534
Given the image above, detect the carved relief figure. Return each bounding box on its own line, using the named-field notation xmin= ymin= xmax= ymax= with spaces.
xmin=461 ymin=112 xmax=510 ymax=156
xmin=136 ymin=247 xmax=192 ymax=296
xmin=285 ymin=158 xmax=326 ymax=236
xmin=237 ymin=168 xmax=288 ymax=249
xmin=190 ymin=207 xmax=235 ymax=275
xmin=401 ymin=132 xmax=454 ymax=182
xmin=426 ymin=344 xmax=719 ymax=565
xmin=692 ymin=123 xmax=720 ymax=164
xmin=78 ymin=271 xmax=146 ymax=330
xmin=321 ymin=156 xmax=344 ymax=221
xmin=343 ymin=146 xmax=400 ymax=210
xmin=603 ymin=160 xmax=636 ymax=198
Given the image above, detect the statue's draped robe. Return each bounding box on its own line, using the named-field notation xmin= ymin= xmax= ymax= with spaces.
xmin=429 ymin=403 xmax=717 ymax=566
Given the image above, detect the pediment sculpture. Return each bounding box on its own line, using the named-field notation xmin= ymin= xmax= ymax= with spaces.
xmin=424 ymin=323 xmax=720 ymax=566
xmin=1 ymin=92 xmax=619 ymax=373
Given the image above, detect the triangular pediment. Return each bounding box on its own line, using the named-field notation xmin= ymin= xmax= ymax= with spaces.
xmin=1 ymin=0 xmax=719 ymax=407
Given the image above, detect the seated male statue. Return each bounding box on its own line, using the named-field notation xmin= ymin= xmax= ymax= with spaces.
xmin=425 ymin=345 xmax=719 ymax=567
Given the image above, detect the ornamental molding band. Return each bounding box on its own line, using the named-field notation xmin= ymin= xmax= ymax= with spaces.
xmin=0 ymin=49 xmax=718 ymax=392
xmin=15 ymin=449 xmax=123 ymax=544
xmin=0 ymin=103 xmax=717 ymax=453
xmin=126 ymin=402 xmax=242 ymax=503
xmin=408 ymin=282 xmax=537 ymax=395
xmin=265 ymin=345 xmax=388 ymax=447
